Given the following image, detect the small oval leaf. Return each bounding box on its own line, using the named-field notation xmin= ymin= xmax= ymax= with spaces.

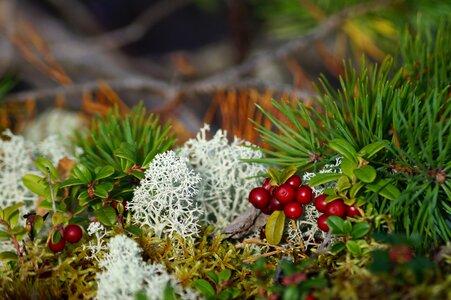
xmin=94 ymin=166 xmax=115 ymax=180
xmin=366 ymin=179 xmax=401 ymax=200
xmin=72 ymin=163 xmax=92 ymax=184
xmin=95 ymin=206 xmax=117 ymax=227
xmin=265 ymin=210 xmax=286 ymax=245
xmin=358 ymin=140 xmax=387 ymax=159
xmin=351 ymin=222 xmax=371 ymax=239
xmin=329 ymin=139 xmax=358 ymax=164
xmin=23 ymin=174 xmax=46 ymax=196
xmin=326 ymin=216 xmax=345 ymax=235
xmin=354 ymin=165 xmax=377 ymax=183
xmin=346 ymin=240 xmax=362 ymax=257
xmin=194 ymin=279 xmax=215 ymax=299
xmin=308 ymin=173 xmax=341 ymax=187
xmin=35 ymin=157 xmax=58 ymax=180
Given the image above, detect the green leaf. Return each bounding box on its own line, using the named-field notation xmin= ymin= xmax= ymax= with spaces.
xmin=163 ymin=284 xmax=177 ymax=300
xmin=354 ymin=165 xmax=377 ymax=183
xmin=341 ymin=158 xmax=357 ymax=178
xmin=331 ymin=241 xmax=346 ymax=255
xmin=279 ymin=166 xmax=298 ymax=184
xmin=346 ymin=240 xmax=362 ymax=257
xmin=265 ymin=210 xmax=286 ymax=245
xmin=52 ymin=212 xmax=67 ymax=226
xmin=114 ymin=143 xmax=137 ymax=164
xmin=35 ymin=157 xmax=59 ymax=180
xmin=194 ymin=279 xmax=216 ymax=299
xmin=366 ymin=179 xmax=401 ymax=201
xmin=326 ymin=216 xmax=345 ymax=235
xmin=308 ymin=173 xmax=341 ymax=187
xmin=60 ymin=178 xmax=83 ymax=188
xmin=337 ymin=175 xmax=352 ymax=192
xmin=8 ymin=210 xmax=19 ymax=228
xmin=3 ymin=203 xmax=24 ymax=221
xmin=369 ymin=250 xmax=392 ymax=273
xmin=283 ymin=285 xmax=300 ymax=300
xmin=94 ymin=186 xmax=109 ymax=199
xmin=267 ymin=167 xmax=281 ymax=185
xmin=38 ymin=200 xmax=65 ymax=212
xmin=343 ymin=220 xmax=352 ymax=234
xmin=0 ymin=251 xmax=18 ymax=262
xmin=125 ymin=225 xmax=142 ymax=237
xmin=358 ymin=140 xmax=387 ymax=158
xmin=94 ymin=166 xmax=115 ymax=180
xmin=351 ymin=222 xmax=371 ymax=239
xmin=72 ymin=163 xmax=92 ymax=184
xmin=206 ymin=271 xmax=219 ymax=285
xmin=218 ymin=269 xmax=232 ymax=283
xmin=349 ymin=181 xmax=365 ymax=198
xmin=95 ymin=206 xmax=117 ymax=227
xmin=0 ymin=231 xmax=11 ymax=239
xmin=131 ymin=170 xmax=145 ymax=180
xmin=23 ymin=174 xmax=46 ymax=196
xmin=329 ymin=138 xmax=358 ymax=164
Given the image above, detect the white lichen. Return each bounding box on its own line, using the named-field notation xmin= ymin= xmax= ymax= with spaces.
xmin=82 ymin=222 xmax=109 ymax=262
xmin=0 ymin=130 xmax=38 ymax=208
xmin=129 ymin=151 xmax=202 ymax=239
xmin=179 ymin=124 xmax=267 ymax=228
xmin=96 ymin=235 xmax=197 ymax=300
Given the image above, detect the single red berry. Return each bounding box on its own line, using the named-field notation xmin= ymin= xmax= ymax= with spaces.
xmin=325 ymin=199 xmax=346 ymax=218
xmin=275 ymin=184 xmax=296 ymax=205
xmin=64 ymin=224 xmax=83 ymax=243
xmin=269 ymin=196 xmax=284 ymax=211
xmin=305 ymin=293 xmax=316 ymax=300
xmin=284 ymin=202 xmax=303 ymax=220
xmin=295 ymin=185 xmax=313 ymax=205
xmin=249 ymin=187 xmax=271 ymax=209
xmin=314 ymin=194 xmax=328 ymax=213
xmin=286 ymin=175 xmax=302 ymax=188
xmin=317 ymin=214 xmax=329 ymax=232
xmin=389 ymin=244 xmax=414 ymax=263
xmin=48 ymin=232 xmax=65 ymax=253
xmin=346 ymin=205 xmax=361 ymax=218
xmin=261 ymin=205 xmax=273 ymax=215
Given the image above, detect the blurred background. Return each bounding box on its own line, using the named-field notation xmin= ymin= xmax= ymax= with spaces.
xmin=0 ymin=0 xmax=449 ymax=144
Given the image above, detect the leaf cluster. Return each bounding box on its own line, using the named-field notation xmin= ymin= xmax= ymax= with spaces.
xmin=252 ymin=20 xmax=450 ymax=248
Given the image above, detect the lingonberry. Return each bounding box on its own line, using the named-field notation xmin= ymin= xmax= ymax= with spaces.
xmin=64 ymin=224 xmax=83 ymax=243
xmin=305 ymin=293 xmax=316 ymax=300
xmin=314 ymin=194 xmax=328 ymax=213
xmin=260 ymin=205 xmax=273 ymax=215
xmin=325 ymin=199 xmax=346 ymax=218
xmin=346 ymin=205 xmax=361 ymax=218
xmin=389 ymin=244 xmax=414 ymax=263
xmin=274 ymin=184 xmax=296 ymax=205
xmin=286 ymin=175 xmax=302 ymax=188
xmin=283 ymin=202 xmax=303 ymax=220
xmin=249 ymin=187 xmax=271 ymax=209
xmin=262 ymin=178 xmax=275 ymax=195
xmin=269 ymin=196 xmax=284 ymax=211
xmin=48 ymin=232 xmax=65 ymax=253
xmin=317 ymin=214 xmax=329 ymax=232
xmin=295 ymin=185 xmax=313 ymax=205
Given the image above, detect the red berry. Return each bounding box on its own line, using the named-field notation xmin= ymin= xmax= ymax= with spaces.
xmin=314 ymin=194 xmax=328 ymax=213
xmin=295 ymin=185 xmax=313 ymax=205
xmin=269 ymin=197 xmax=284 ymax=211
xmin=48 ymin=232 xmax=65 ymax=252
xmin=249 ymin=187 xmax=271 ymax=209
xmin=64 ymin=224 xmax=83 ymax=243
xmin=317 ymin=214 xmax=329 ymax=232
xmin=389 ymin=244 xmax=414 ymax=263
xmin=286 ymin=175 xmax=302 ymax=188
xmin=275 ymin=184 xmax=296 ymax=205
xmin=346 ymin=205 xmax=361 ymax=218
xmin=305 ymin=293 xmax=316 ymax=300
xmin=284 ymin=202 xmax=303 ymax=220
xmin=325 ymin=199 xmax=346 ymax=218
xmin=261 ymin=205 xmax=273 ymax=215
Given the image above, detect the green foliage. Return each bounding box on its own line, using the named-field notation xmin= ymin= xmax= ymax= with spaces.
xmin=252 ymin=20 xmax=450 ymax=248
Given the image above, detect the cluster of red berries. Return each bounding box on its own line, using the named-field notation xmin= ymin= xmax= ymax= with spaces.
xmin=48 ymin=224 xmax=83 ymax=253
xmin=314 ymin=195 xmax=361 ymax=232
xmin=248 ymin=175 xmax=313 ymax=220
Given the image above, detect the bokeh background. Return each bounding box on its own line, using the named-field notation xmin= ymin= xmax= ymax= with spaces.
xmin=0 ymin=0 xmax=449 ymax=144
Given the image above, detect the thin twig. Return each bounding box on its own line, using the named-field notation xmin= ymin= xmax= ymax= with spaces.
xmin=46 ymin=167 xmax=56 ymax=213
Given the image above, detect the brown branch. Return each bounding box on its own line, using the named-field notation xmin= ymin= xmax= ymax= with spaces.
xmin=52 ymin=0 xmax=193 ymax=55
xmin=4 ymin=0 xmax=391 ymax=105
